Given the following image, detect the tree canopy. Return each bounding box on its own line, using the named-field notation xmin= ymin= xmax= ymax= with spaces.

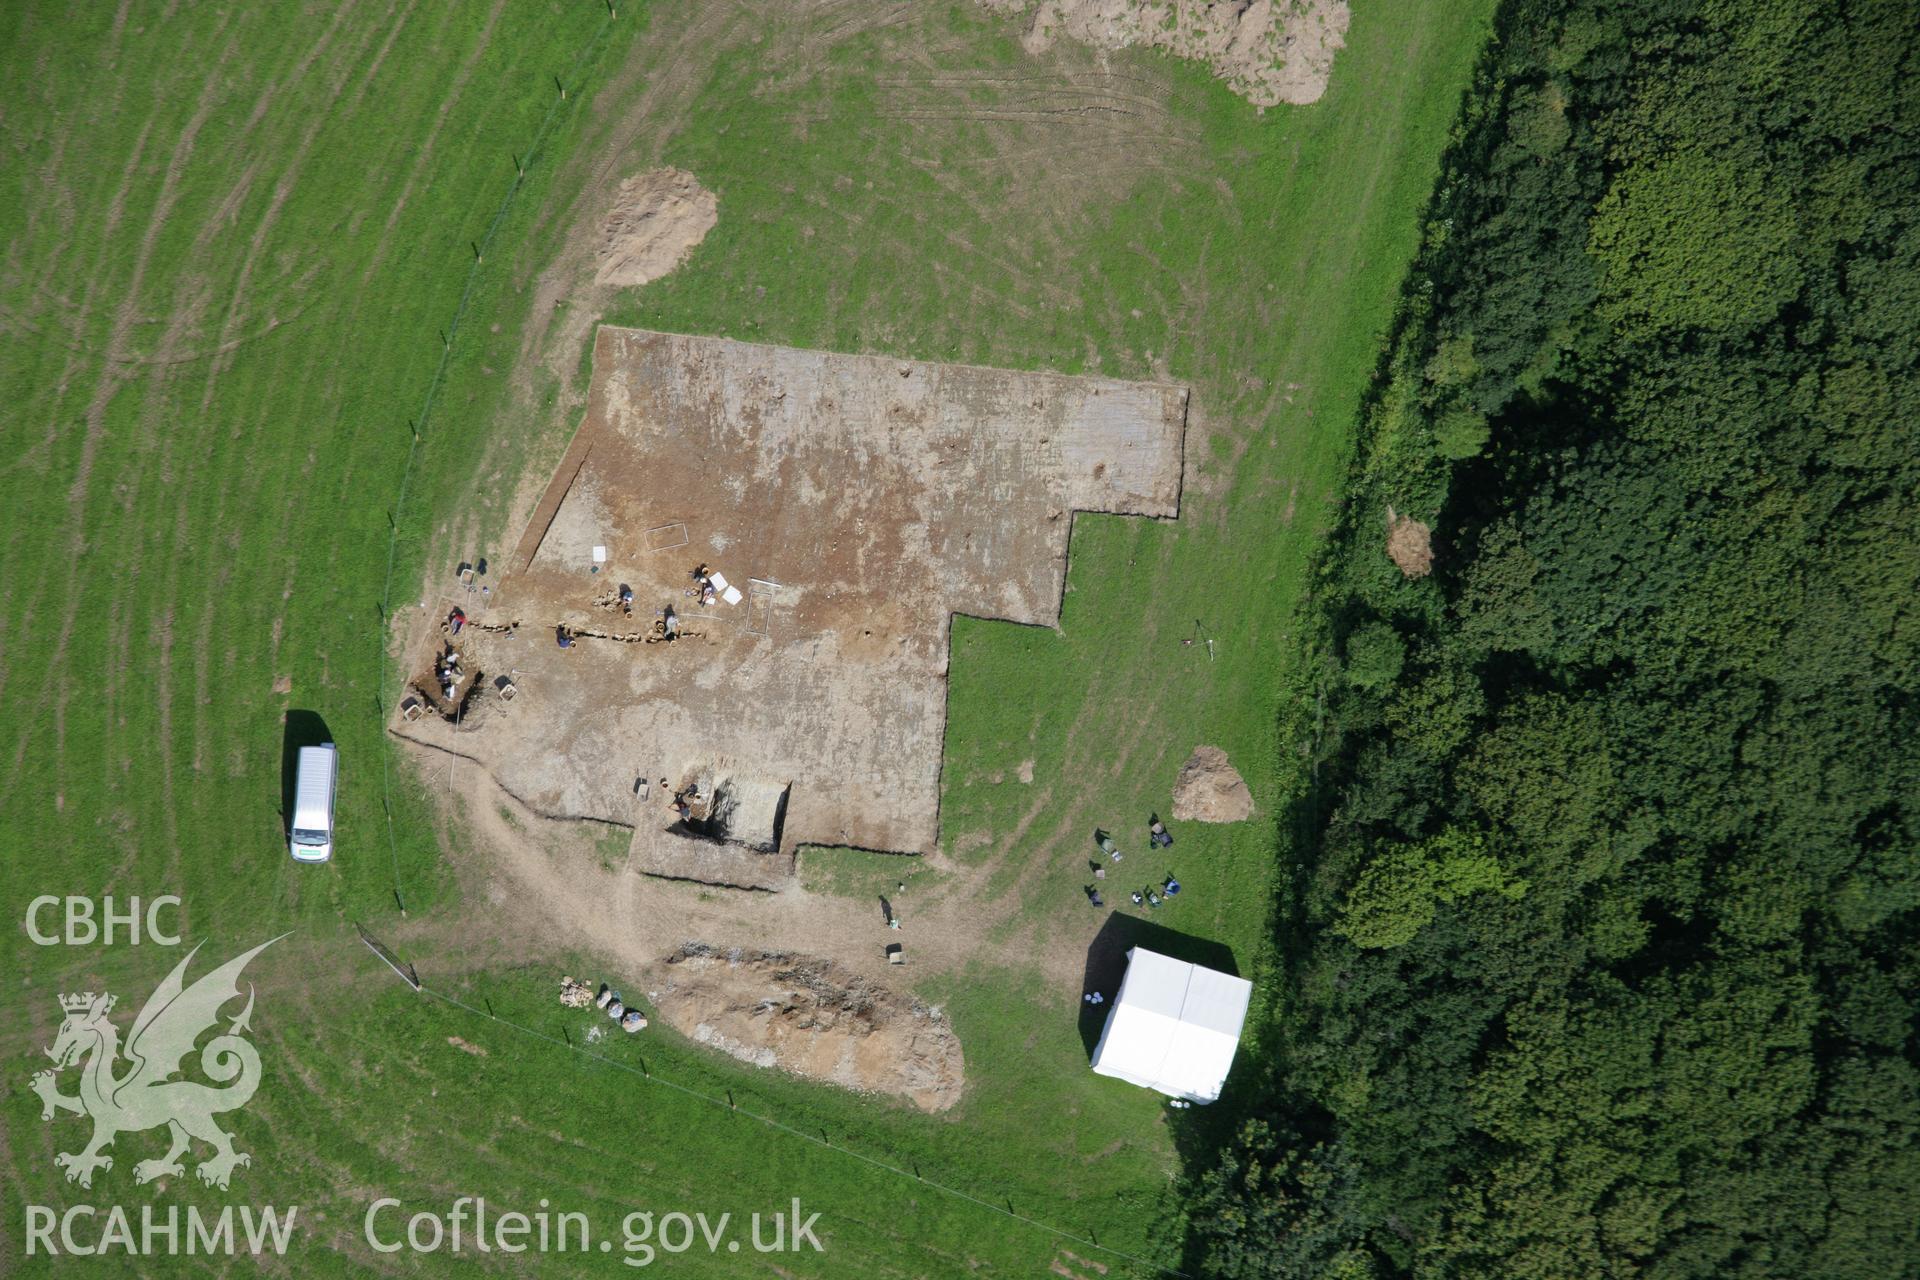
xmin=1184 ymin=0 xmax=1920 ymax=1273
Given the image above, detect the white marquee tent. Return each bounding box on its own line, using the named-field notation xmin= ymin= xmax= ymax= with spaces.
xmin=1089 ymin=946 xmax=1252 ymax=1104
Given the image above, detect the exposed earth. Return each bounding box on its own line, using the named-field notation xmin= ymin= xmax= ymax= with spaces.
xmin=371 ymin=0 xmax=1334 ymax=1126
xmin=647 ymin=944 xmax=965 ymax=1112
xmin=1170 ymin=745 xmax=1253 ymax=822
xmin=399 ymin=739 xmax=1224 ymax=1109
xmin=594 ymin=168 xmax=718 ymax=288
xmin=1386 ymin=506 xmax=1434 ymax=577
xmin=394 ymin=327 xmax=1188 ymax=889
xmin=983 ymin=0 xmax=1351 ymax=107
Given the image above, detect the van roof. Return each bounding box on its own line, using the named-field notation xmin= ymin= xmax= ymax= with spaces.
xmin=292 ymin=744 xmax=336 ymax=830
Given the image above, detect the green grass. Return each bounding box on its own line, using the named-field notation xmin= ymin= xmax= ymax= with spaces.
xmin=1 ymin=1 xmax=1490 ymax=1274
xmin=798 ymin=845 xmax=948 ymax=901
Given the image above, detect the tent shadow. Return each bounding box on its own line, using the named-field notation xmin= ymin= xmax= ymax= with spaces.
xmin=280 ymin=709 xmax=333 ymax=839
xmin=1077 ymin=911 xmax=1239 ymax=1061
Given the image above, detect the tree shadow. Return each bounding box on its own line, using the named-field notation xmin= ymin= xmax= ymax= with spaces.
xmin=1076 ymin=911 xmax=1239 ymax=1060
xmin=280 ymin=709 xmax=333 ymax=837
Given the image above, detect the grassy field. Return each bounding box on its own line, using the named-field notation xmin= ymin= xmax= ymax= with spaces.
xmin=1 ymin=1 xmax=1489 ymax=1274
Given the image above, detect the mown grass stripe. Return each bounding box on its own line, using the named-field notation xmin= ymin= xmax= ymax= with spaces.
xmin=413 ymin=978 xmax=1190 ymax=1279
xmin=374 ymin=11 xmax=619 ymax=913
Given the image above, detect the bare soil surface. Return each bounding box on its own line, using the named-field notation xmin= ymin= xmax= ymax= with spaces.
xmin=1386 ymin=506 xmax=1433 ymax=577
xmin=425 ymin=747 xmax=1100 ymax=986
xmin=394 ymin=328 xmax=1187 ymax=886
xmin=386 ymin=755 xmax=1114 ymax=1110
xmin=648 ymin=944 xmax=964 ymax=1112
xmin=594 ymin=168 xmax=717 ymax=288
xmin=1170 ymin=745 xmax=1253 ymax=822
xmin=982 ymin=0 xmax=1351 ymax=107
xmin=385 ymin=0 xmax=1232 ymax=1108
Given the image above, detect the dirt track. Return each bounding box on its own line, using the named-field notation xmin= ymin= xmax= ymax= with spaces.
xmin=380 ymin=0 xmax=1315 ymax=1112
xmin=428 ymin=748 xmax=1091 ymax=992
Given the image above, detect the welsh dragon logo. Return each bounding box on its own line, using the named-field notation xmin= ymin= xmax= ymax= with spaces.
xmin=31 ymin=936 xmax=284 ymax=1190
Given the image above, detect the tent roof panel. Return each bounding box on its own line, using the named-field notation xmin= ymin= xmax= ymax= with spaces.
xmin=1088 ymin=946 xmax=1251 ymax=1104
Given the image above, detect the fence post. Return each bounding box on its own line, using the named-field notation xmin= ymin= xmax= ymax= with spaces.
xmin=376 ymin=17 xmax=609 ymax=978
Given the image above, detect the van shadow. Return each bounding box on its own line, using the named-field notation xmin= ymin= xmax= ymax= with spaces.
xmin=280 ymin=710 xmax=333 ymax=836
xmin=1077 ymin=911 xmax=1239 ymax=1060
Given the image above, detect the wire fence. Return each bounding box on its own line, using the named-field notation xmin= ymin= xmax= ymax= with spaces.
xmin=375 ymin=11 xmax=618 ymax=916
xmin=354 ymin=922 xmax=421 ymax=990
xmin=401 ymin=973 xmax=1189 ymax=1279
xmin=358 ymin=12 xmax=1189 ymax=1278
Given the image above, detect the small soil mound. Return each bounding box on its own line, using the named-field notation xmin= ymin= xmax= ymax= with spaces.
xmin=986 ymin=0 xmax=1351 ymax=108
xmin=596 ymin=169 xmax=717 ymax=289
xmin=1386 ymin=507 xmax=1433 ymax=578
xmin=651 ymin=945 xmax=964 ymax=1112
xmin=1171 ymin=745 xmax=1253 ymax=822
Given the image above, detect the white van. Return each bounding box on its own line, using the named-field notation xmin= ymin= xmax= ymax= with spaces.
xmin=289 ymin=743 xmax=338 ymax=863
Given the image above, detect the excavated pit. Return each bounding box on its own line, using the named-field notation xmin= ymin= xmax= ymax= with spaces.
xmin=649 ymin=944 xmax=965 ymax=1112
xmin=393 ymin=328 xmax=1187 ymax=890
